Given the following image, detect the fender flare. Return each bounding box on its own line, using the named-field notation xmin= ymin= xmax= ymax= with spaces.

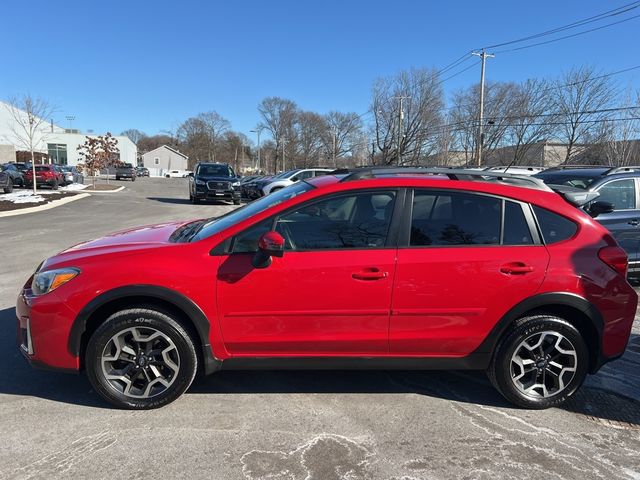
xmin=473 ymin=291 xmax=604 ymax=357
xmin=67 ymin=285 xmax=221 ymax=374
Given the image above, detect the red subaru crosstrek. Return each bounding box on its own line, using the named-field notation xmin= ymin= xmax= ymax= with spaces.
xmin=16 ymin=168 xmax=637 ymax=409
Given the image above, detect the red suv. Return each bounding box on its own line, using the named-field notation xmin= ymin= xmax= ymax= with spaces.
xmin=24 ymin=164 xmax=66 ymax=189
xmin=16 ymin=168 xmax=637 ymax=409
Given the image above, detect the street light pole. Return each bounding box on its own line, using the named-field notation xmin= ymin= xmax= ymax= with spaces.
xmin=250 ymin=128 xmax=263 ymax=173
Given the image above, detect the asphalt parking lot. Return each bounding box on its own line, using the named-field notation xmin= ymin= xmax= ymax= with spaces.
xmin=1 ymin=177 xmax=640 ymax=480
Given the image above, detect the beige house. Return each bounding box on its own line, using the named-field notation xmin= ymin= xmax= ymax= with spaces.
xmin=141 ymin=145 xmax=189 ymax=177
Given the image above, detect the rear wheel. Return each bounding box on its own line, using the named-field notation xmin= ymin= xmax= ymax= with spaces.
xmin=86 ymin=308 xmax=198 ymax=409
xmin=488 ymin=315 xmax=588 ymax=409
xmin=51 ymin=179 xmax=59 ymax=190
xmin=233 ymin=198 xmax=241 ymax=205
xmin=3 ymin=178 xmax=13 ymax=193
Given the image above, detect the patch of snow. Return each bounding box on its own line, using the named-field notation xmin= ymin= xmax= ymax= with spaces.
xmin=0 ymin=191 xmax=46 ymax=204
xmin=60 ymin=183 xmax=88 ymax=191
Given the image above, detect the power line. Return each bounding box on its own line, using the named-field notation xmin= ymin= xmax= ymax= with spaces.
xmin=479 ymin=1 xmax=640 ymax=50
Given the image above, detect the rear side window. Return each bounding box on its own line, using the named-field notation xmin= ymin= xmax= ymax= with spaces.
xmin=596 ymin=179 xmax=636 ymax=210
xmin=532 ymin=206 xmax=577 ymax=244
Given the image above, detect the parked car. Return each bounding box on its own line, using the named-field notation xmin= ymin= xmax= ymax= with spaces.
xmin=239 ymin=175 xmax=263 ymax=198
xmin=259 ymin=168 xmax=333 ymax=196
xmin=165 ymin=169 xmax=190 ymax=178
xmin=0 ymin=170 xmax=13 ymax=193
xmin=60 ymin=165 xmax=84 ymax=185
xmin=189 ymin=162 xmax=241 ymax=205
xmin=24 ymin=164 xmax=65 ymax=189
xmin=482 ymin=166 xmax=545 ymax=176
xmin=242 ymin=174 xmax=276 ymax=199
xmin=115 ymin=163 xmax=136 ymax=181
xmin=10 ymin=162 xmax=30 ymax=174
xmin=1 ymin=163 xmax=26 ymax=187
xmin=16 ymin=167 xmax=637 ymax=410
xmin=136 ymin=167 xmax=150 ymax=177
xmin=534 ymin=165 xmax=640 ymax=279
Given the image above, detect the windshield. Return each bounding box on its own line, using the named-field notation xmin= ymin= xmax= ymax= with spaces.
xmin=197 ymin=164 xmax=232 ymax=177
xmin=61 ymin=166 xmax=72 ymax=172
xmin=191 ymin=181 xmax=314 ymax=241
xmin=534 ymin=173 xmax=598 ymax=190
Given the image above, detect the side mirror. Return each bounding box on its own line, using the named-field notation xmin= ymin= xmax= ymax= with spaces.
xmin=188 ymin=172 xmax=194 ymax=177
xmin=252 ymin=231 xmax=285 ymax=268
xmin=588 ymin=201 xmax=614 ymax=218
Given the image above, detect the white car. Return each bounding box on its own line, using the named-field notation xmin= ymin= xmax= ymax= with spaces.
xmin=482 ymin=166 xmax=544 ymax=176
xmin=261 ymin=168 xmax=333 ymax=195
xmin=165 ymin=169 xmax=192 ymax=178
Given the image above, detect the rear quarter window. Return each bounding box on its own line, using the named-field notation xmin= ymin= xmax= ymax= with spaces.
xmin=532 ymin=206 xmax=577 ymax=244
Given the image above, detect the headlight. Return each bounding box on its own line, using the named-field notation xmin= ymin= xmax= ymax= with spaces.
xmin=31 ymin=268 xmax=80 ymax=296
xmin=231 ymin=181 xmax=241 ymax=187
xmin=195 ymin=179 xmax=206 ymax=185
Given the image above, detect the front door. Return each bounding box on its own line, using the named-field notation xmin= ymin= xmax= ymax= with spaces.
xmin=390 ymin=189 xmax=549 ymax=356
xmin=216 ymin=190 xmax=399 ymax=356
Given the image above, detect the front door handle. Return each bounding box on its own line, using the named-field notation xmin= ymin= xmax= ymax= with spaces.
xmin=500 ymin=262 xmax=534 ymax=275
xmin=628 ymin=220 xmax=639 ymax=226
xmin=352 ymin=267 xmax=388 ymax=281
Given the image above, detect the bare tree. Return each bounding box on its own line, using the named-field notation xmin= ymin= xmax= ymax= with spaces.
xmin=258 ymin=97 xmax=298 ymax=172
xmin=322 ymin=111 xmax=364 ymax=168
xmin=3 ymin=95 xmax=56 ymax=193
xmin=294 ymin=111 xmax=326 ymax=168
xmin=502 ymin=79 xmax=556 ymax=165
xmin=371 ymin=67 xmax=444 ymax=165
xmin=197 ymin=111 xmax=230 ymax=161
xmin=120 ymin=129 xmax=147 ymax=146
xmin=552 ymin=66 xmax=616 ymax=162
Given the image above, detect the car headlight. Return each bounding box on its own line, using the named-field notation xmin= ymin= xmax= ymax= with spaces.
xmin=195 ymin=179 xmax=206 ymax=185
xmin=231 ymin=181 xmax=241 ymax=187
xmin=31 ymin=268 xmax=80 ymax=296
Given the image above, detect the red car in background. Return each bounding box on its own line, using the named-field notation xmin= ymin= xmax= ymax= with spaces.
xmin=24 ymin=164 xmax=66 ymax=189
xmin=16 ymin=168 xmax=638 ymax=410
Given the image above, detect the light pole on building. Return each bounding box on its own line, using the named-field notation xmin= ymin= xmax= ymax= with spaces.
xmin=250 ymin=127 xmax=263 ymax=173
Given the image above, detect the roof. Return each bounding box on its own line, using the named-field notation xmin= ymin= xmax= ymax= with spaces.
xmin=142 ymin=145 xmax=188 ymax=159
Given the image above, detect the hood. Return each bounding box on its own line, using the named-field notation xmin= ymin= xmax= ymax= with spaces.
xmin=44 ymin=220 xmax=198 ymax=267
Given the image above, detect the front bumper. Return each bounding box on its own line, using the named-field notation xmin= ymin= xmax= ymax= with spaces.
xmin=16 ymin=287 xmax=81 ymax=372
xmin=194 ymin=185 xmax=241 ymax=201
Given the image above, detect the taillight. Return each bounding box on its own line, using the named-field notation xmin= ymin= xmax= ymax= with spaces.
xmin=598 ymin=246 xmax=628 ymax=277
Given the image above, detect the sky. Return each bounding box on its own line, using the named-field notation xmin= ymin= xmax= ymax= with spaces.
xmin=2 ymin=0 xmax=639 ymax=143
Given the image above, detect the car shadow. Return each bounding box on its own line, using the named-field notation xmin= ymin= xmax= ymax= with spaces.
xmin=2 ymin=304 xmax=639 ymax=424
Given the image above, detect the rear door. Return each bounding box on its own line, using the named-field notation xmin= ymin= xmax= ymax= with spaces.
xmin=390 ymin=189 xmax=549 ymax=356
xmin=592 ymin=178 xmax=640 ymax=267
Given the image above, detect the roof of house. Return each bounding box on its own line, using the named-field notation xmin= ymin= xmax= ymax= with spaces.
xmin=142 ymin=145 xmax=188 ymax=159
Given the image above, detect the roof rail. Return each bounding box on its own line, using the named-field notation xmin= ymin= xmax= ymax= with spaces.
xmin=334 ymin=166 xmax=553 ymax=191
xmin=604 ymin=166 xmax=640 ymax=175
xmin=483 ymin=165 xmax=544 ymax=171
xmin=544 ymin=164 xmax=608 ymax=170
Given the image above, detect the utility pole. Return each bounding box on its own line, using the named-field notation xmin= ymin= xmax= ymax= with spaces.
xmin=332 ymin=126 xmax=337 ymax=168
xmin=393 ymin=96 xmax=410 ymax=165
xmin=250 ymin=128 xmax=262 ymax=173
xmin=371 ymin=140 xmax=375 ymax=166
xmin=471 ymin=50 xmax=494 ymax=167
xmin=281 ymin=136 xmax=286 ymax=172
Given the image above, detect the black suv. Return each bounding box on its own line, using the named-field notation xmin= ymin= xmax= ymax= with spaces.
xmin=534 ymin=165 xmax=640 ymax=278
xmin=189 ymin=162 xmax=241 ymax=205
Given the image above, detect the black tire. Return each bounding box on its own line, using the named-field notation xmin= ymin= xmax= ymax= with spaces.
xmin=233 ymin=198 xmax=241 ymax=205
xmin=132 ymin=176 xmax=136 ymax=182
xmin=488 ymin=315 xmax=588 ymax=409
xmin=3 ymin=178 xmax=13 ymax=194
xmin=165 ymin=174 xmax=170 ymax=178
xmin=85 ymin=308 xmax=198 ymax=409
xmin=51 ymin=179 xmax=59 ymax=190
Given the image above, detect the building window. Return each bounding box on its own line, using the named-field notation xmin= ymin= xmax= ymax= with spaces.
xmin=154 ymin=157 xmax=160 ymax=165
xmin=47 ymin=144 xmax=68 ymax=165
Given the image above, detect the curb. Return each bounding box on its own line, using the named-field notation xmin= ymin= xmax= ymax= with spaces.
xmin=82 ymin=186 xmax=125 ymax=193
xmin=0 ymin=193 xmax=91 ymax=218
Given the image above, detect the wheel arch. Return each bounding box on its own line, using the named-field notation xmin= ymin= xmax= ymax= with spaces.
xmin=476 ymin=292 xmax=604 ymax=373
xmin=68 ymin=285 xmax=221 ymax=374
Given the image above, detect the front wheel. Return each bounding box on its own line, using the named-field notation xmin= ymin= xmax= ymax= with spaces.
xmin=3 ymin=178 xmax=13 ymax=193
xmin=488 ymin=315 xmax=588 ymax=409
xmin=233 ymin=198 xmax=241 ymax=205
xmin=86 ymin=308 xmax=198 ymax=409
xmin=51 ymin=180 xmax=59 ymax=190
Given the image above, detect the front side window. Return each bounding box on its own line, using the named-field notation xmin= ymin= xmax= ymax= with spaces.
xmin=410 ymin=191 xmax=501 ymax=246
xmin=596 ymin=179 xmax=636 ymax=210
xmin=275 ymin=191 xmax=396 ymax=250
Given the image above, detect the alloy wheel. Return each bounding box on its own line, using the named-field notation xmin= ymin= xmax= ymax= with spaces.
xmin=510 ymin=331 xmax=577 ymax=398
xmin=100 ymin=326 xmax=180 ymax=399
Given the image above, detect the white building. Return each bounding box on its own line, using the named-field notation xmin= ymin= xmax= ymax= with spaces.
xmin=141 ymin=145 xmax=189 ymax=177
xmin=0 ymin=100 xmax=137 ymax=166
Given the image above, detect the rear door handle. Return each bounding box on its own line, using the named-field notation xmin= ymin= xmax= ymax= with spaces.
xmin=628 ymin=220 xmax=639 ymax=226
xmin=352 ymin=267 xmax=388 ymax=281
xmin=500 ymin=262 xmax=534 ymax=275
